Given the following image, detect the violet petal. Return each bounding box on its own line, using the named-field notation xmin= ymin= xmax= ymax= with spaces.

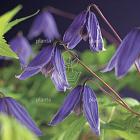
xmin=49 ymin=86 xmax=83 ymax=125
xmin=116 ymin=28 xmax=140 ymax=77
xmin=41 ymin=61 xmax=54 ymax=77
xmin=0 ymin=98 xmax=8 ymax=113
xmin=28 ymin=11 xmax=60 ymax=41
xmin=101 ymin=43 xmax=122 ymax=73
xmin=28 ymin=13 xmax=44 ymax=39
xmin=10 ymin=34 xmax=32 ymax=68
xmin=135 ymin=57 xmax=140 ymax=71
xmin=73 ymin=92 xmax=83 ymax=116
xmin=52 ymin=47 xmax=69 ymax=91
xmin=87 ymin=11 xmax=104 ymax=52
xmin=43 ymin=12 xmax=60 ymax=40
xmin=63 ymin=11 xmax=87 ymax=49
xmin=83 ymin=86 xmax=100 ymax=136
xmin=2 ymin=97 xmax=42 ymax=136
xmin=16 ymin=45 xmax=54 ymax=80
xmin=51 ymin=70 xmax=68 ymax=91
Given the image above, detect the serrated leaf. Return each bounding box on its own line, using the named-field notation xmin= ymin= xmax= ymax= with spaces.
xmin=0 ymin=7 xmax=39 ymax=59
xmin=63 ymin=117 xmax=86 ymax=140
xmin=0 ymin=5 xmax=22 ymax=36
xmin=4 ymin=10 xmax=39 ymax=34
xmin=0 ymin=5 xmax=22 ymax=23
xmin=0 ymin=37 xmax=18 ymax=58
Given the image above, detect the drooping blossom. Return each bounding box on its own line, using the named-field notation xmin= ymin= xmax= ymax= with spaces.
xmin=0 ymin=96 xmax=42 ymax=136
xmin=28 ymin=11 xmax=60 ymax=41
xmin=10 ymin=33 xmax=32 ymax=68
xmin=49 ymin=85 xmax=100 ymax=136
xmin=16 ymin=45 xmax=69 ymax=91
xmin=102 ymin=28 xmax=140 ymax=78
xmin=63 ymin=9 xmax=104 ymax=52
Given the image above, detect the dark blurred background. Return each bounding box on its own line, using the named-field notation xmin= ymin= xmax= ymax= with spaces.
xmin=1 ymin=0 xmax=140 ymax=41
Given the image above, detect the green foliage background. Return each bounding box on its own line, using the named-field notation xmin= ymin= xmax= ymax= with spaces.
xmin=0 ymin=5 xmax=140 ymax=140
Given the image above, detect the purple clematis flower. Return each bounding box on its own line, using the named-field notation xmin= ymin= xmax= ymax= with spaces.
xmin=10 ymin=33 xmax=32 ymax=68
xmin=16 ymin=45 xmax=69 ymax=91
xmin=49 ymin=85 xmax=100 ymax=136
xmin=28 ymin=11 xmax=60 ymax=41
xmin=102 ymin=28 xmax=140 ymax=78
xmin=63 ymin=9 xmax=104 ymax=52
xmin=0 ymin=96 xmax=42 ymax=136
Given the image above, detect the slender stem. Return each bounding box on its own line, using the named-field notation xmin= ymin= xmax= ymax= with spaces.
xmin=65 ymin=47 xmax=127 ymax=106
xmin=107 ymin=107 xmax=115 ymax=123
xmin=91 ymin=4 xmax=140 ymax=73
xmin=85 ymin=79 xmax=128 ymax=110
xmin=49 ymin=5 xmax=140 ymax=73
xmin=100 ymin=119 xmax=106 ymax=124
xmin=91 ymin=4 xmax=122 ymax=43
xmin=101 ymin=28 xmax=119 ymax=46
xmin=46 ymin=6 xmax=75 ymax=20
xmin=63 ymin=45 xmax=140 ymax=116
xmin=52 ymin=5 xmax=140 ymax=115
xmin=47 ymin=6 xmax=119 ymax=46
xmin=98 ymin=85 xmax=128 ymax=109
xmin=101 ymin=129 xmax=105 ymax=140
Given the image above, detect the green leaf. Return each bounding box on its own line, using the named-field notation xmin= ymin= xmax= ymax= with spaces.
xmin=124 ymin=116 xmax=139 ymax=133
xmin=114 ymin=130 xmax=140 ymax=140
xmin=0 ymin=5 xmax=22 ymax=36
xmin=4 ymin=10 xmax=39 ymax=34
xmin=101 ymin=121 xmax=125 ymax=131
xmin=97 ymin=45 xmax=115 ymax=64
xmin=56 ymin=133 xmax=65 ymax=140
xmin=0 ymin=5 xmax=39 ymax=59
xmin=0 ymin=113 xmax=39 ymax=140
xmin=63 ymin=117 xmax=86 ymax=140
xmin=123 ymin=98 xmax=139 ymax=106
xmin=0 ymin=37 xmax=18 ymax=58
xmin=102 ymin=115 xmax=140 ymax=134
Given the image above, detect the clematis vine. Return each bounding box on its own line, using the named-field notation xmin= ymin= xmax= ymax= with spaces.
xmin=63 ymin=7 xmax=104 ymax=52
xmin=10 ymin=33 xmax=33 ymax=68
xmin=102 ymin=28 xmax=140 ymax=78
xmin=16 ymin=45 xmax=69 ymax=91
xmin=28 ymin=11 xmax=60 ymax=41
xmin=0 ymin=95 xmax=42 ymax=136
xmin=4 ymin=3 xmax=140 ymax=139
xmin=49 ymin=85 xmax=100 ymax=136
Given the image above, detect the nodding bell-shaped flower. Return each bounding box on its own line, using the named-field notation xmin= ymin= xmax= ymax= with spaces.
xmin=49 ymin=85 xmax=100 ymax=136
xmin=63 ymin=8 xmax=104 ymax=52
xmin=0 ymin=96 xmax=42 ymax=136
xmin=28 ymin=11 xmax=60 ymax=41
xmin=102 ymin=28 xmax=140 ymax=78
xmin=16 ymin=45 xmax=69 ymax=91
xmin=10 ymin=33 xmax=33 ymax=68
